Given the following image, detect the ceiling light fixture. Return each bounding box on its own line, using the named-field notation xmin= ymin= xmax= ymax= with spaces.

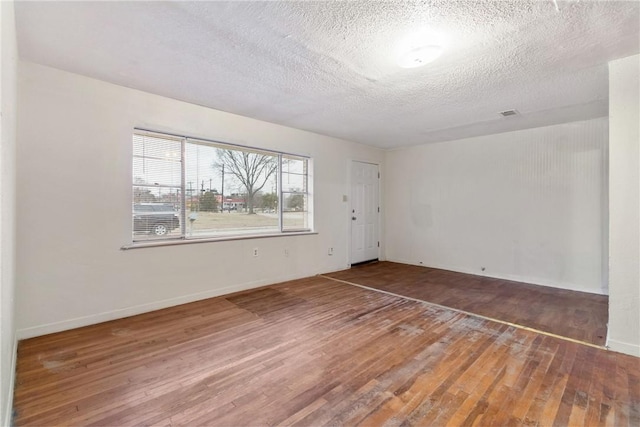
xmin=396 ymin=28 xmax=446 ymax=69
xmin=397 ymin=45 xmax=443 ymax=68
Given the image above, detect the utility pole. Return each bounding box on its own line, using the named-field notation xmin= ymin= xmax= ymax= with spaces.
xmin=221 ymin=164 xmax=225 ymax=213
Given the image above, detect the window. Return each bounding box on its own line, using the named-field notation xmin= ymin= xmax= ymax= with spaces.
xmin=282 ymin=155 xmax=310 ymax=231
xmin=132 ymin=130 xmax=312 ymax=243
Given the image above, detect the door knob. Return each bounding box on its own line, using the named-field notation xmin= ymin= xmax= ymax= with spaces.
xmin=352 ymin=216 xmax=357 ymax=220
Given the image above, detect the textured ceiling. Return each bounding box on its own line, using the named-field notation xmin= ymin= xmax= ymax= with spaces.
xmin=15 ymin=1 xmax=640 ymax=149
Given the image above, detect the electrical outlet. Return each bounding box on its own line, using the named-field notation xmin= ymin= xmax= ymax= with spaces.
xmin=284 ymin=248 xmax=289 ymax=257
xmin=328 ymin=247 xmax=334 ymax=256
xmin=253 ymin=248 xmax=259 ymax=257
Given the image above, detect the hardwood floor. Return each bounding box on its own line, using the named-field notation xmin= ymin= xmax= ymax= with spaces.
xmin=14 ymin=276 xmax=637 ymax=426
xmin=326 ymin=261 xmax=608 ymax=346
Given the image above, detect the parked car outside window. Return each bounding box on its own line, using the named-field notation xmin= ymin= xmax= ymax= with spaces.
xmin=133 ymin=203 xmax=180 ymax=236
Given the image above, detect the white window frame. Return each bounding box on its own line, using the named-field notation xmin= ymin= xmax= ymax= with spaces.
xmin=126 ymin=129 xmax=314 ymax=249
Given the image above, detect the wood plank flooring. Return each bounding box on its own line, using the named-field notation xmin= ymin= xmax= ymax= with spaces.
xmin=326 ymin=261 xmax=608 ymax=346
xmin=13 ymin=276 xmax=637 ymax=426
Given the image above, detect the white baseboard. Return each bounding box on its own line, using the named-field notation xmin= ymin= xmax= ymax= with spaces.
xmin=385 ymin=258 xmax=608 ymax=296
xmin=606 ymin=338 xmax=640 ymax=357
xmin=3 ymin=337 xmax=17 ymax=427
xmin=16 ymin=271 xmax=316 ymax=340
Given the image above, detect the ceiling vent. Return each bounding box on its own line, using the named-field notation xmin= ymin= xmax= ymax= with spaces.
xmin=499 ymin=109 xmax=519 ymax=117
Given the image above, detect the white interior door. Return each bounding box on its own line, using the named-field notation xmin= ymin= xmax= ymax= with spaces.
xmin=351 ymin=161 xmax=379 ymax=264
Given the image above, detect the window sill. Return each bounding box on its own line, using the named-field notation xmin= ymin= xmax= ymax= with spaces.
xmin=121 ymin=230 xmax=317 ymax=250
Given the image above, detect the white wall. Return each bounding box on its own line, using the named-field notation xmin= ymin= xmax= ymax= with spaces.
xmin=0 ymin=0 xmax=18 ymax=424
xmin=385 ymin=118 xmax=608 ymax=294
xmin=16 ymin=61 xmax=384 ymax=338
xmin=608 ymin=54 xmax=640 ymax=357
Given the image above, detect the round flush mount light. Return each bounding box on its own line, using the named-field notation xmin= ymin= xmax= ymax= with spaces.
xmin=397 ymin=45 xmax=443 ymax=68
xmin=396 ymin=28 xmax=446 ymax=68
